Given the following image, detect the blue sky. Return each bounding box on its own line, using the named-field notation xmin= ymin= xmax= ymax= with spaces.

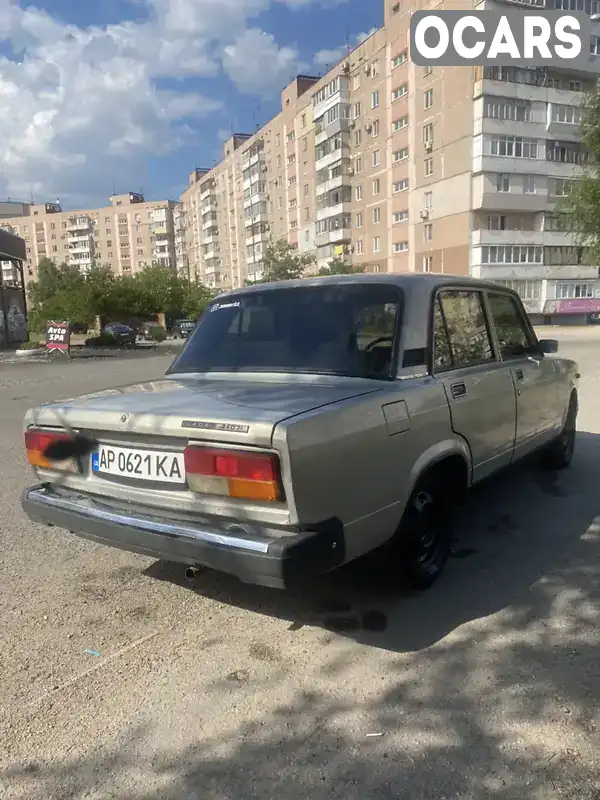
xmin=0 ymin=0 xmax=381 ymax=208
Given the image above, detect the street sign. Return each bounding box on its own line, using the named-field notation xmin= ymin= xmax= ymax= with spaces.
xmin=45 ymin=321 xmax=71 ymax=355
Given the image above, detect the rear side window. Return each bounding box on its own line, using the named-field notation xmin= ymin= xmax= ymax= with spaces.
xmin=433 ymin=290 xmax=495 ymax=371
xmin=487 ymin=292 xmax=535 ymax=359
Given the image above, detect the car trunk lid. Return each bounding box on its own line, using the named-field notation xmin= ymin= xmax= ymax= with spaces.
xmin=28 ymin=374 xmax=383 ymax=448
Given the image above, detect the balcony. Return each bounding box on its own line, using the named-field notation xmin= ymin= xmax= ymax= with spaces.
xmin=66 ymin=218 xmax=92 ymax=232
xmin=245 ymin=231 xmax=269 ymax=246
xmin=201 ymin=200 xmax=217 ymax=215
xmin=244 ymin=212 xmax=268 ymax=227
xmin=242 ymin=150 xmax=265 ymax=170
xmin=244 ymin=192 xmax=267 ymax=209
xmin=471 ymin=229 xmax=577 ymax=248
xmin=316 ymin=201 xmax=352 ymax=222
xmin=202 ymin=216 xmax=217 ymax=231
xmin=316 ymin=174 xmax=347 ymax=197
xmin=315 ymin=117 xmax=351 ymax=146
xmin=68 ymin=244 xmax=93 ymax=255
xmin=204 ymin=248 xmax=219 ymax=260
xmin=203 ymin=233 xmax=218 ymax=246
xmin=68 ymin=234 xmax=92 ymax=245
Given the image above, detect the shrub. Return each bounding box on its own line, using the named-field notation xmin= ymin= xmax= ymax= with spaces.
xmin=18 ymin=340 xmax=44 ymax=350
xmin=149 ymin=326 xmax=167 ymax=342
xmin=85 ymin=333 xmax=119 ymax=348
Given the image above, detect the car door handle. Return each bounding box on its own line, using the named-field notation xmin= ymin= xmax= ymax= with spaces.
xmin=515 ymin=369 xmax=524 ymax=382
xmin=450 ymin=382 xmax=467 ymax=399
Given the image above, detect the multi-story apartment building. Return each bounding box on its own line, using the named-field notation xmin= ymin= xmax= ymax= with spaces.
xmin=0 ymin=193 xmax=178 ymax=285
xmin=177 ymin=0 xmax=600 ymax=324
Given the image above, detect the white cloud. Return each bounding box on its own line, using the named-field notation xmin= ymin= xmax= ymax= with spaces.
xmin=356 ymin=28 xmax=378 ymax=45
xmin=0 ymin=0 xmax=334 ymax=206
xmin=222 ymin=28 xmax=308 ymax=99
xmin=313 ymin=46 xmax=346 ymax=68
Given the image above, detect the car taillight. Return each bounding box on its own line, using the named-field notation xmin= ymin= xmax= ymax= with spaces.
xmin=184 ymin=446 xmax=283 ymax=502
xmin=24 ymin=429 xmax=78 ymax=471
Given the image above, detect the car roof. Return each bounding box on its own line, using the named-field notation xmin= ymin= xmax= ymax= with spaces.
xmin=215 ymin=273 xmax=516 ymax=299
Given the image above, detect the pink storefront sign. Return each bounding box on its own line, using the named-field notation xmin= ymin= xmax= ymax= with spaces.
xmin=543 ymin=299 xmax=600 ymax=315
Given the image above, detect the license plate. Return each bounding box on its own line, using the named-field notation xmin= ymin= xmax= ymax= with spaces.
xmin=91 ymin=445 xmax=185 ymax=484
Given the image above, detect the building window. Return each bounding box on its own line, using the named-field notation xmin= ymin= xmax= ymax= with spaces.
xmin=356 ymin=185 xmax=363 ymax=200
xmin=373 ymin=207 xmax=381 ymax=224
xmin=424 ymin=223 xmax=433 ymax=242
xmin=551 ymin=104 xmax=581 ymax=124
xmin=393 ymin=179 xmax=409 ymax=193
xmin=353 ymin=74 xmax=361 ymax=90
xmin=487 ymin=135 xmax=539 ymax=159
xmin=355 ymin=129 xmax=362 ymax=146
xmin=301 ymin=113 xmax=306 ymax=127
xmin=392 ymin=84 xmax=408 ymax=101
xmin=353 ymin=102 xmax=362 ymax=119
xmin=393 ymin=241 xmax=409 ymax=253
xmin=423 ymin=256 xmax=433 ymax=272
xmin=355 ymin=156 xmax=362 ymax=173
xmin=496 ymin=174 xmax=511 ymax=193
xmin=373 ymin=236 xmax=381 ymax=253
xmin=424 ymin=158 xmax=433 ymax=176
xmin=394 ymin=147 xmax=409 ymax=162
xmin=523 ymin=175 xmax=537 ymax=194
xmin=304 ymin=184 xmax=309 ymax=197
xmin=372 ymin=120 xmax=380 ymax=137
xmin=276 ymin=134 xmax=281 ymax=146
xmin=423 ymin=123 xmax=433 ymax=144
xmin=371 ymin=90 xmax=379 ymax=109
xmin=424 ymin=191 xmax=433 ymax=209
xmin=393 ymin=116 xmax=409 ymax=132
xmin=484 ymin=97 xmax=531 ymax=121
xmin=494 ymin=279 xmax=541 ymax=300
xmin=424 ymin=89 xmax=433 ymax=109
xmin=556 ymin=282 xmax=594 ymax=299
xmin=392 ymin=51 xmax=408 ymax=68
xmin=356 ymin=239 xmax=364 ymax=255
xmin=371 ymin=61 xmax=379 ymax=77
xmin=424 ymin=65 xmax=433 ymax=77
xmin=393 ymin=210 xmax=409 ymax=223
xmin=373 ymin=178 xmax=381 ymax=195
xmin=487 ymin=215 xmax=507 ymax=230
xmin=372 ymin=150 xmax=380 ymax=167
xmin=552 ymin=178 xmax=573 ymax=197
xmin=356 ymin=212 xmax=363 ymax=228
xmin=482 ymin=245 xmax=542 ymax=264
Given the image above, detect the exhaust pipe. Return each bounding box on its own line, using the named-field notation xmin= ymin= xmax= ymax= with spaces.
xmin=185 ymin=566 xmax=201 ymax=581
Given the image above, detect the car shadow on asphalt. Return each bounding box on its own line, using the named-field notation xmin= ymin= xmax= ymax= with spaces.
xmin=145 ymin=430 xmax=600 ymax=655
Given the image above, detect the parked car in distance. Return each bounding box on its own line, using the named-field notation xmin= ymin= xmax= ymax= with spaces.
xmin=139 ymin=321 xmax=162 ymax=341
xmin=101 ymin=323 xmax=136 ymax=347
xmin=171 ymin=319 xmax=196 ymax=339
xmin=22 ymin=275 xmax=579 ymax=592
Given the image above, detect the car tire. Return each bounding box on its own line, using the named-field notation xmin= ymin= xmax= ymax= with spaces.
xmin=540 ymin=393 xmax=577 ymax=470
xmin=394 ymin=471 xmax=454 ymax=591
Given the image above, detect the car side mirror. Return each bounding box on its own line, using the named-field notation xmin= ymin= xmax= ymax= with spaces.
xmin=537 ymin=339 xmax=559 ymax=355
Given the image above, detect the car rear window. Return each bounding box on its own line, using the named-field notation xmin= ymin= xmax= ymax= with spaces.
xmin=168 ymin=284 xmax=403 ymax=381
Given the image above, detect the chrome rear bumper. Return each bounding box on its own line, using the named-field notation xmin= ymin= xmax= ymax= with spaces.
xmin=22 ymin=485 xmax=345 ymax=589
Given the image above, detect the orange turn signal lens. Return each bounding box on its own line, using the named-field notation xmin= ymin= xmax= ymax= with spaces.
xmin=184 ymin=446 xmax=283 ymax=502
xmin=24 ymin=429 xmax=77 ymax=471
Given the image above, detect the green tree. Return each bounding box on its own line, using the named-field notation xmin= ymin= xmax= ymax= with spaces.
xmin=317 ymin=256 xmax=364 ymax=276
xmin=255 ymin=239 xmax=316 ymax=283
xmin=181 ymin=279 xmax=215 ymax=319
xmin=130 ymin=265 xmax=186 ymax=317
xmin=561 ymin=86 xmax=600 ymax=265
xmin=27 ymin=258 xmax=85 ymax=306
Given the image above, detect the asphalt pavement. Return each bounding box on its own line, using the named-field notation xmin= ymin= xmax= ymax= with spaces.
xmin=1 ymin=332 xmax=599 ymax=799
